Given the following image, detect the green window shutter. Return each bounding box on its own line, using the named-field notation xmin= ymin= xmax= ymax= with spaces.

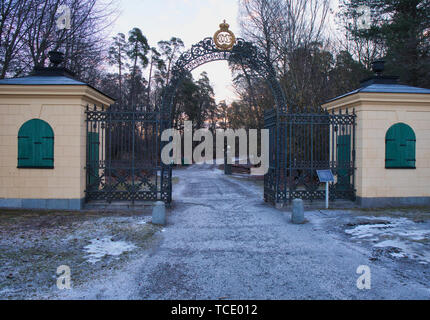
xmin=404 ymin=124 xmax=416 ymax=168
xmin=385 ymin=125 xmax=400 ymax=168
xmin=18 ymin=119 xmax=54 ymax=169
xmin=38 ymin=120 xmax=54 ymax=168
xmin=386 ymin=123 xmax=416 ymax=169
xmin=18 ymin=128 xmax=33 ymax=168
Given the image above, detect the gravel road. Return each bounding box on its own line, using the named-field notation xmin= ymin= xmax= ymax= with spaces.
xmin=127 ymin=164 xmax=430 ymax=300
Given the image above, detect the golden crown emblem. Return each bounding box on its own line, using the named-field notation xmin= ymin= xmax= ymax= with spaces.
xmin=214 ymin=20 xmax=236 ymax=51
xmin=219 ymin=20 xmax=230 ymax=32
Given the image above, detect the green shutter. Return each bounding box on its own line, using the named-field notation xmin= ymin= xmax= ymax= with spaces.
xmin=87 ymin=132 xmax=100 ymax=188
xmin=39 ymin=120 xmax=54 ymax=168
xmin=405 ymin=136 xmax=416 ymax=168
xmin=337 ymin=135 xmax=351 ymax=190
xmin=18 ymin=119 xmax=54 ymax=169
xmin=386 ymin=123 xmax=416 ymax=169
xmin=18 ymin=130 xmax=32 ymax=168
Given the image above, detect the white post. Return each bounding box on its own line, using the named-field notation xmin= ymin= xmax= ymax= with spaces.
xmin=326 ymin=182 xmax=329 ymax=209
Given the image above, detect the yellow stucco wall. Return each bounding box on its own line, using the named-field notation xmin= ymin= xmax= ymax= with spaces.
xmin=323 ymin=93 xmax=430 ymax=203
xmin=0 ymin=85 xmax=113 ymax=206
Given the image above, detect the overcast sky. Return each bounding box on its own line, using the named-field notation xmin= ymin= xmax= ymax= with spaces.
xmin=112 ymin=0 xmax=340 ymax=104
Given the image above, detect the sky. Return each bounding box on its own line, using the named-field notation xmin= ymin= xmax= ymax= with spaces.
xmin=111 ymin=0 xmax=341 ymax=104
xmin=113 ymin=0 xmax=241 ymax=104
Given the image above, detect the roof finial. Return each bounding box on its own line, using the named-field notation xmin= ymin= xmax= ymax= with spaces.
xmin=372 ymin=60 xmax=385 ymax=76
xmin=48 ymin=51 xmax=64 ymax=68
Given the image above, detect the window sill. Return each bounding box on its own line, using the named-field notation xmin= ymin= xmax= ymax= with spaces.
xmin=385 ymin=167 xmax=416 ymax=170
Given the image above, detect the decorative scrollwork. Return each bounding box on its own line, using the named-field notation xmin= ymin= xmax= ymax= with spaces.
xmin=161 ymin=35 xmax=287 ymax=121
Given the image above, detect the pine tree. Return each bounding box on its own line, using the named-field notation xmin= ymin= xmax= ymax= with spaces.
xmin=340 ymin=0 xmax=430 ymax=88
xmin=127 ymin=28 xmax=150 ymax=108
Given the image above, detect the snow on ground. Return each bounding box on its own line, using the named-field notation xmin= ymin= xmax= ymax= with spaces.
xmin=1 ymin=164 xmax=430 ymax=299
xmin=0 ymin=210 xmax=160 ymax=299
xmin=134 ymin=164 xmax=430 ymax=299
xmin=84 ymin=237 xmax=137 ymax=264
xmin=345 ymin=216 xmax=430 ymax=264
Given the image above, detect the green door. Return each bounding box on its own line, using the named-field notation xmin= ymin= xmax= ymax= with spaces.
xmin=337 ymin=134 xmax=351 ymax=190
xmin=87 ymin=132 xmax=100 ymax=189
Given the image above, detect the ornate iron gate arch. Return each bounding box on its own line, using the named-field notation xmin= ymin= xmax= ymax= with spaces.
xmin=161 ymin=36 xmax=286 ymax=117
xmin=85 ymin=22 xmax=356 ymax=207
xmin=157 ymin=29 xmax=287 ymax=204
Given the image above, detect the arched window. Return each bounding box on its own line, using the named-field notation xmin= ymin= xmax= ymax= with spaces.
xmin=18 ymin=119 xmax=54 ymax=169
xmin=385 ymin=123 xmax=416 ymax=169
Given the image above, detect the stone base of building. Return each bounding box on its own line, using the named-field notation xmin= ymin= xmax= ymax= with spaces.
xmin=0 ymin=198 xmax=84 ymax=210
xmin=357 ymin=196 xmax=430 ymax=208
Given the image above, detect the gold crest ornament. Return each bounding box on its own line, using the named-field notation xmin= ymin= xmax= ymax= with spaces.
xmin=214 ymin=20 xmax=236 ymax=51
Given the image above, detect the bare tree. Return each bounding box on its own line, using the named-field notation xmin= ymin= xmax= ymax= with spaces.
xmin=0 ymin=0 xmax=118 ymax=80
xmin=335 ymin=2 xmax=385 ymax=69
xmin=237 ymin=0 xmax=333 ymax=110
xmin=0 ymin=0 xmax=35 ymax=78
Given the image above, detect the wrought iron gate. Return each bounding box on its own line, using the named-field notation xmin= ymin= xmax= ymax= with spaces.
xmin=84 ymin=27 xmax=356 ymax=206
xmin=85 ymin=106 xmax=171 ymax=203
xmin=264 ymin=108 xmax=356 ymax=204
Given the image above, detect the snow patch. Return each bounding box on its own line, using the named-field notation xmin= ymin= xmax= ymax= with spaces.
xmin=345 ymin=217 xmax=430 ymax=264
xmin=374 ymin=240 xmax=409 ymax=250
xmin=84 ymin=237 xmax=137 ymax=264
xmin=137 ymin=216 xmax=151 ymax=225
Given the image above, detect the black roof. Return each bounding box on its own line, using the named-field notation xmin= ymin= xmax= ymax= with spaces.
xmin=326 ymin=76 xmax=430 ymax=103
xmin=0 ymin=67 xmax=115 ymax=101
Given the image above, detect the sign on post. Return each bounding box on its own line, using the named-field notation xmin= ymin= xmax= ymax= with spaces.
xmin=317 ymin=170 xmax=334 ymax=183
xmin=317 ymin=170 xmax=334 ymax=209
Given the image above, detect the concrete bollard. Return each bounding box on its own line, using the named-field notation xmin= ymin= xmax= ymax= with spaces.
xmin=291 ymin=199 xmax=305 ymax=224
xmin=152 ymin=201 xmax=166 ymax=225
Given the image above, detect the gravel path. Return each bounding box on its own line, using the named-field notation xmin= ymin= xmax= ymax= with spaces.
xmin=43 ymin=164 xmax=429 ymax=300
xmin=129 ymin=164 xmax=430 ymax=300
